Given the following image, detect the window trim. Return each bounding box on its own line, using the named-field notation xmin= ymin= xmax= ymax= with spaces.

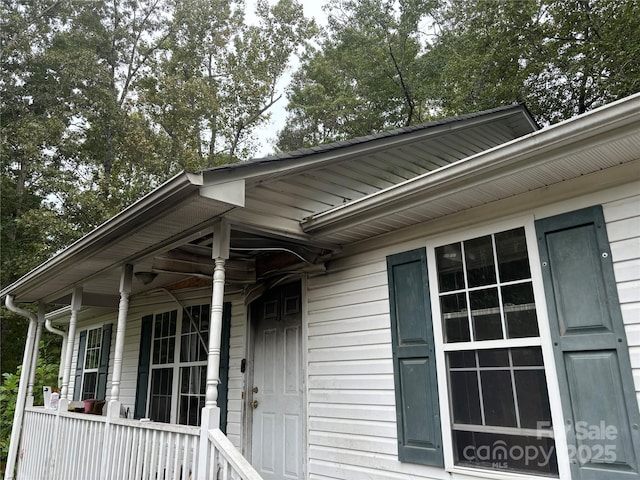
xmin=426 ymin=217 xmax=571 ymax=479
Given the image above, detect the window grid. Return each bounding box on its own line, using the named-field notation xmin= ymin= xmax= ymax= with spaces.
xmin=441 ymin=235 xmax=537 ymax=344
xmin=84 ymin=327 xmax=102 ymax=369
xmin=437 ymin=229 xmax=539 ymax=348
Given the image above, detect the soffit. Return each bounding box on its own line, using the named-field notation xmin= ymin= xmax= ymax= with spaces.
xmin=10 ymin=194 xmax=234 ymax=304
xmin=233 ymin=114 xmax=533 ymax=228
xmin=304 ymin=114 xmax=640 ymax=245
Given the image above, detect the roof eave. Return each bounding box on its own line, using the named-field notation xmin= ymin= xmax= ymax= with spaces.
xmin=202 ymin=105 xmax=537 ymax=183
xmin=1 ymin=171 xmax=204 ymax=300
xmin=301 ymin=94 xmax=640 ymax=236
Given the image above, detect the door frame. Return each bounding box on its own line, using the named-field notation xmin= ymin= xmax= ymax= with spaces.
xmin=242 ymin=276 xmax=308 ymax=479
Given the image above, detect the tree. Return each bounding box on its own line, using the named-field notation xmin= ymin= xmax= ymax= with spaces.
xmin=139 ymin=0 xmax=316 ymax=167
xmin=1 ymin=0 xmax=316 ymax=377
xmin=1 ymin=0 xmax=76 ymax=375
xmin=277 ymin=0 xmax=439 ymax=150
xmin=278 ymin=0 xmax=640 ymax=150
xmin=415 ymin=0 xmax=640 ymax=123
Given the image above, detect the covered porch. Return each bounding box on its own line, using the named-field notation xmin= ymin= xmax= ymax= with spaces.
xmin=3 ymin=215 xmax=272 ymax=480
xmin=2 ymin=169 xmax=331 ymax=480
xmin=2 ymin=105 xmax=554 ymax=480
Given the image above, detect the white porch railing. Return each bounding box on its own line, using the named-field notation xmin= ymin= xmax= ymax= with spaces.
xmin=207 ymin=429 xmax=262 ymax=480
xmin=16 ymin=407 xmax=262 ymax=480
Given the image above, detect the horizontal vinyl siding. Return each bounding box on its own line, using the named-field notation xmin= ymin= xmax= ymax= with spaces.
xmin=118 ymin=316 xmax=141 ymax=416
xmin=226 ymin=295 xmax=247 ymax=449
xmin=604 ymin=193 xmax=640 ymax=408
xmin=307 ymin=256 xmax=449 ymax=480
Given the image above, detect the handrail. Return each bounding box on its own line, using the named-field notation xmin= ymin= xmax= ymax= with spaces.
xmin=208 ymin=428 xmax=263 ymax=480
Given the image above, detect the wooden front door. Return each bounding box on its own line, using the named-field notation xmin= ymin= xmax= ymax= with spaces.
xmin=250 ymin=281 xmax=304 ymax=480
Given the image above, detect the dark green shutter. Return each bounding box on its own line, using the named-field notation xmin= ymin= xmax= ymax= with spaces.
xmin=387 ymin=248 xmax=443 ymax=466
xmin=536 ymin=205 xmax=640 ymax=480
xmin=73 ymin=330 xmax=88 ymax=401
xmin=134 ymin=315 xmax=153 ymax=419
xmin=95 ymin=323 xmax=112 ymax=400
xmin=218 ymin=302 xmax=232 ymax=434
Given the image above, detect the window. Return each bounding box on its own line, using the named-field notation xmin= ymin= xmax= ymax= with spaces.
xmin=389 ymin=208 xmax=640 ymax=479
xmin=148 ymin=305 xmax=209 ymax=426
xmin=74 ymin=324 xmax=112 ymax=402
xmin=435 ymin=227 xmax=557 ymax=475
xmin=80 ymin=327 xmax=102 ymax=400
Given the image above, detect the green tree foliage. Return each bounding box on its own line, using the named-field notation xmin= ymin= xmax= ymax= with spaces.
xmin=278 ymin=0 xmax=439 ymax=150
xmin=1 ymin=0 xmax=314 ymax=377
xmin=429 ymin=0 xmax=640 ymax=123
xmin=278 ymin=0 xmax=640 ymax=150
xmin=139 ymin=0 xmax=315 ymax=168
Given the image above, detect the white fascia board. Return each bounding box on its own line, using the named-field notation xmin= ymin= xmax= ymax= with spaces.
xmin=0 ymin=171 xmax=203 ymax=300
xmin=199 ymin=178 xmax=245 ymax=207
xmin=301 ymin=93 xmax=640 ymax=235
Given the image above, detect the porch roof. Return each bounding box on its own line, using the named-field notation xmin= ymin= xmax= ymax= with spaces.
xmin=2 ymin=96 xmax=639 ymax=309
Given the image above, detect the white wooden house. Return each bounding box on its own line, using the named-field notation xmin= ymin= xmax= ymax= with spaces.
xmin=3 ymin=93 xmax=640 ymax=480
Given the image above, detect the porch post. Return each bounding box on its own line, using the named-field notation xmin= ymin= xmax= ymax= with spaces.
xmin=107 ymin=264 xmax=133 ymax=418
xmin=60 ymin=286 xmax=82 ymax=409
xmin=199 ymin=219 xmax=230 ymax=480
xmin=25 ymin=304 xmax=46 ymax=407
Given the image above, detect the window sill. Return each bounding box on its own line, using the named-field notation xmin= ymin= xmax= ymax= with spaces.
xmin=447 ymin=464 xmax=559 ymax=480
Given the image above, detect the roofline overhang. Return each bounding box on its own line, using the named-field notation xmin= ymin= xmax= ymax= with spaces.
xmin=201 ymin=105 xmax=538 ymax=184
xmin=300 ymin=94 xmax=640 ymax=236
xmin=1 ymin=171 xmax=205 ymax=300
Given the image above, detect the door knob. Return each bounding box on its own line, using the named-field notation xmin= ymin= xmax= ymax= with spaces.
xmin=250 ymin=400 xmax=259 ymax=409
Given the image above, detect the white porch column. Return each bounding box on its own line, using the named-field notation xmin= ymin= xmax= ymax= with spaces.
xmin=25 ymin=304 xmax=46 ymax=406
xmin=108 ymin=264 xmax=133 ymax=418
xmin=60 ymin=286 xmax=82 ymax=409
xmin=199 ymin=219 xmax=230 ymax=480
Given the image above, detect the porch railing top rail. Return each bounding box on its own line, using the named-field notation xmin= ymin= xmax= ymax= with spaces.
xmin=111 ymin=417 xmax=201 ymax=435
xmin=208 ymin=428 xmax=263 ymax=480
xmin=24 ymin=406 xmax=107 ymax=423
xmin=24 ymin=405 xmax=200 ymax=435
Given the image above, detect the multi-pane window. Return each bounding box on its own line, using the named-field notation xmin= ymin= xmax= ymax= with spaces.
xmin=81 ymin=327 xmax=103 ymax=400
xmin=148 ymin=305 xmax=209 ymax=426
xmin=435 ymin=227 xmax=558 ymax=475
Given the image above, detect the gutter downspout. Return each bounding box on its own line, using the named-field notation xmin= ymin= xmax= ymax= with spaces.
xmin=4 ymin=295 xmax=38 ymax=480
xmin=25 ymin=304 xmax=45 ymax=406
xmin=44 ymin=307 xmax=68 ymax=390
